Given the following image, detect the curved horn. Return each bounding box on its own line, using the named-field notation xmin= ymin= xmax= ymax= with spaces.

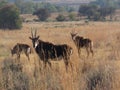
xmin=31 ymin=27 xmax=34 ymax=37
xmin=35 ymin=28 xmax=37 ymax=37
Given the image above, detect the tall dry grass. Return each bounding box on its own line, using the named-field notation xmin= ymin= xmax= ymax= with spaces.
xmin=0 ymin=21 xmax=120 ymax=90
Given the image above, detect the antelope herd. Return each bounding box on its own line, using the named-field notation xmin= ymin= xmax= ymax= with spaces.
xmin=11 ymin=28 xmax=94 ymax=71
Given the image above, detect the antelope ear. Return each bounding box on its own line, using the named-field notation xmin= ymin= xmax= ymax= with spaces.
xmin=75 ymin=33 xmax=77 ymax=35
xmin=29 ymin=37 xmax=32 ymax=40
xmin=37 ymin=36 xmax=40 ymax=39
xmin=17 ymin=43 xmax=19 ymax=45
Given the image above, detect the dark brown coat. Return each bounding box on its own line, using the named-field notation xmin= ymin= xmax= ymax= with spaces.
xmin=11 ymin=43 xmax=31 ymax=60
xmin=71 ymin=33 xmax=94 ymax=57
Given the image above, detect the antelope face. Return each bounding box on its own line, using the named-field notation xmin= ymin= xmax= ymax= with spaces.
xmin=70 ymin=33 xmax=77 ymax=40
xmin=29 ymin=28 xmax=40 ymax=48
xmin=29 ymin=36 xmax=39 ymax=48
xmin=11 ymin=49 xmax=14 ymax=56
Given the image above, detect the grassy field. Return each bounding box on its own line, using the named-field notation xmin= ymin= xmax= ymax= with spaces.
xmin=0 ymin=21 xmax=120 ymax=90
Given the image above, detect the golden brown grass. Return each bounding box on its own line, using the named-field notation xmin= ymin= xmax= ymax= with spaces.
xmin=0 ymin=21 xmax=120 ymax=90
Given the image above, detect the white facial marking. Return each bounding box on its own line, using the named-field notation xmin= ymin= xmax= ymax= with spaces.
xmin=35 ymin=41 xmax=38 ymax=48
xmin=73 ymin=36 xmax=76 ymax=41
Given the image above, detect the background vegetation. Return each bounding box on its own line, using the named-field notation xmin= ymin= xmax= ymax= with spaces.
xmin=0 ymin=4 xmax=22 ymax=29
xmin=0 ymin=0 xmax=120 ymax=28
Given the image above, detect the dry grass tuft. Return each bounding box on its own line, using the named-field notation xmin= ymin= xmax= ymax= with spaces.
xmin=1 ymin=58 xmax=29 ymax=90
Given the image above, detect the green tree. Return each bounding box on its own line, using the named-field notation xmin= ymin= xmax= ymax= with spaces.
xmin=14 ymin=0 xmax=24 ymax=13
xmin=21 ymin=1 xmax=34 ymax=14
xmin=99 ymin=6 xmax=115 ymax=20
xmin=43 ymin=3 xmax=57 ymax=12
xmin=68 ymin=7 xmax=75 ymax=12
xmin=33 ymin=8 xmax=50 ymax=21
xmin=78 ymin=5 xmax=99 ymax=20
xmin=0 ymin=4 xmax=22 ymax=30
xmin=90 ymin=0 xmax=116 ymax=8
xmin=14 ymin=0 xmax=34 ymax=14
xmin=78 ymin=4 xmax=116 ymax=21
xmin=0 ymin=0 xmax=8 ymax=8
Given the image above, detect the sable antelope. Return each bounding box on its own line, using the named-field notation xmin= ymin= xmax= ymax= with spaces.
xmin=11 ymin=43 xmax=31 ymax=60
xmin=71 ymin=32 xmax=94 ymax=57
xmin=29 ymin=29 xmax=73 ymax=71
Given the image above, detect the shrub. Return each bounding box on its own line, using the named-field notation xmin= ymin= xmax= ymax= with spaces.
xmin=56 ymin=14 xmax=66 ymax=21
xmin=33 ymin=8 xmax=50 ymax=21
xmin=0 ymin=4 xmax=22 ymax=30
xmin=77 ymin=61 xmax=117 ymax=90
xmin=0 ymin=0 xmax=8 ymax=8
xmin=68 ymin=13 xmax=76 ymax=21
xmin=1 ymin=58 xmax=29 ymax=90
xmin=78 ymin=4 xmax=116 ymax=21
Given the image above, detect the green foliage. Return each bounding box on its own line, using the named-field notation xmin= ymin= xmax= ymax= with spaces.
xmin=90 ymin=0 xmax=118 ymax=8
xmin=84 ymin=0 xmax=118 ymax=21
xmin=56 ymin=14 xmax=66 ymax=21
xmin=78 ymin=4 xmax=116 ymax=21
xmin=0 ymin=0 xmax=8 ymax=8
xmin=21 ymin=1 xmax=34 ymax=14
xmin=34 ymin=2 xmax=73 ymax=13
xmin=33 ymin=8 xmax=50 ymax=21
xmin=78 ymin=5 xmax=99 ymax=20
xmin=14 ymin=1 xmax=75 ymax=14
xmin=68 ymin=13 xmax=76 ymax=21
xmin=0 ymin=4 xmax=22 ymax=30
xmin=68 ymin=7 xmax=75 ymax=12
xmin=99 ymin=7 xmax=115 ymax=19
xmin=35 ymin=2 xmax=57 ymax=12
xmin=15 ymin=0 xmax=34 ymax=14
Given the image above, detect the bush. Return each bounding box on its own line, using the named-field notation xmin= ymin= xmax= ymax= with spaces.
xmin=1 ymin=58 xmax=29 ymax=90
xmin=78 ymin=4 xmax=116 ymax=21
xmin=0 ymin=4 xmax=22 ymax=30
xmin=0 ymin=0 xmax=8 ymax=8
xmin=33 ymin=8 xmax=50 ymax=21
xmin=77 ymin=61 xmax=117 ymax=90
xmin=68 ymin=13 xmax=76 ymax=21
xmin=56 ymin=14 xmax=66 ymax=21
